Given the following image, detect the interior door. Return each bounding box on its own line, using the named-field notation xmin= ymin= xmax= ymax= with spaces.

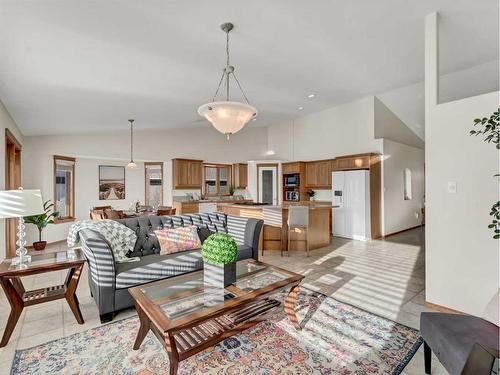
xmin=258 ymin=165 xmax=278 ymax=205
xmin=5 ymin=129 xmax=22 ymax=258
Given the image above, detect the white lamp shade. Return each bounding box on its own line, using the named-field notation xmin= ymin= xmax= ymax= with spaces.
xmin=0 ymin=189 xmax=44 ymax=219
xmin=126 ymin=161 xmax=137 ymax=169
xmin=198 ymin=101 xmax=257 ymax=135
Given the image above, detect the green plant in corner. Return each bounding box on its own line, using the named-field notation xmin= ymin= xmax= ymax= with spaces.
xmin=470 ymin=108 xmax=500 ymax=239
xmin=24 ymin=200 xmax=59 ymax=242
xmin=201 ymin=233 xmax=238 ymax=265
xmin=229 ymin=185 xmax=236 ymax=196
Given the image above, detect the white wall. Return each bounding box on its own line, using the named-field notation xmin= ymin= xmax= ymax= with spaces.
xmin=425 ymin=13 xmax=499 ymax=322
xmin=382 ymin=139 xmax=425 ymax=235
xmin=267 ymin=97 xmax=384 ymax=161
xmin=0 ymin=100 xmax=24 ymax=259
xmin=22 ymin=126 xmax=269 ymax=243
xmin=374 ymin=97 xmax=424 ymax=149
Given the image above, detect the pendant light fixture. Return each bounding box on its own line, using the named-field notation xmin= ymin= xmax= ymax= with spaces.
xmin=126 ymin=119 xmax=137 ymax=169
xmin=198 ymin=22 xmax=257 ymax=139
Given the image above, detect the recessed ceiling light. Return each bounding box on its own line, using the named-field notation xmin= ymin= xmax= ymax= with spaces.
xmin=252 ymin=118 xmax=257 ymax=121
xmin=298 ymin=106 xmax=304 ymax=110
xmin=307 ymin=94 xmax=315 ymax=98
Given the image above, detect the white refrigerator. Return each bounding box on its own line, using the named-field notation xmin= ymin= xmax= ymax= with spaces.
xmin=332 ymin=170 xmax=371 ymax=241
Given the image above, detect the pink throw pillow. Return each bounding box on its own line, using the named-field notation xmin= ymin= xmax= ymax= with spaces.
xmin=155 ymin=226 xmax=201 ymax=255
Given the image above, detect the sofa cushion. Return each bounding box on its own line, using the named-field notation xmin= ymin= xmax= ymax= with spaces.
xmin=155 ymin=226 xmax=201 ymax=255
xmin=115 ymin=249 xmax=203 ymax=289
xmin=420 ymin=312 xmax=499 ymax=375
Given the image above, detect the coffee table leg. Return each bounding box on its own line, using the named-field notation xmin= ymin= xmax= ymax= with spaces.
xmin=0 ymin=277 xmax=24 ymax=347
xmin=285 ymin=284 xmax=301 ymax=330
xmin=65 ymin=264 xmax=84 ymax=324
xmin=166 ymin=334 xmax=179 ymax=375
xmin=133 ymin=304 xmax=150 ymax=350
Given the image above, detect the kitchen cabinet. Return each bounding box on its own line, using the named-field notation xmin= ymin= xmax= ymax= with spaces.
xmin=282 ymin=162 xmax=301 ymax=174
xmin=333 ymin=155 xmax=370 ymax=171
xmin=172 ymin=159 xmax=203 ymax=189
xmin=305 ymin=160 xmax=333 ymax=189
xmin=233 ymin=163 xmax=248 ymax=189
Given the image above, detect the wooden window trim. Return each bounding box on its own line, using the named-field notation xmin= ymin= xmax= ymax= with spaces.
xmin=203 ymin=163 xmax=232 ymax=196
xmin=144 ymin=162 xmax=164 ymax=206
xmin=53 ymin=155 xmax=76 ymax=223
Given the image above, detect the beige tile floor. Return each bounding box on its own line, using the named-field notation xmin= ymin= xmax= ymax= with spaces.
xmin=0 ymin=227 xmax=448 ymax=374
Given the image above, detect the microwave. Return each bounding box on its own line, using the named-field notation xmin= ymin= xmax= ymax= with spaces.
xmin=284 ymin=175 xmax=299 ymax=187
xmin=286 ymin=191 xmax=299 ymax=201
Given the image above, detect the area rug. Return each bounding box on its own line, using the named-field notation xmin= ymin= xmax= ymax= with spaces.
xmin=11 ymin=289 xmax=422 ymax=375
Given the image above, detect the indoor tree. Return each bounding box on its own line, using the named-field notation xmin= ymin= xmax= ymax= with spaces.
xmin=470 ymin=108 xmax=499 ymax=239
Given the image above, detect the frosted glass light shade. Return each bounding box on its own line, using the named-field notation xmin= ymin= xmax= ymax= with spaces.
xmin=198 ymin=101 xmax=257 ymax=136
xmin=127 ymin=161 xmax=137 ymax=169
xmin=0 ymin=189 xmax=44 ymax=219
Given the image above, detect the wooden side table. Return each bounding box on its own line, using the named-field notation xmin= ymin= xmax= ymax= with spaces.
xmin=0 ymin=249 xmax=86 ymax=347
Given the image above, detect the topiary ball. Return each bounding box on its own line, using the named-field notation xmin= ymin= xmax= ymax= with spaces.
xmin=201 ymin=233 xmax=238 ymax=265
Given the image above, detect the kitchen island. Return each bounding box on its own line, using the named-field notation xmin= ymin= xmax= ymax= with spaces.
xmin=220 ymin=202 xmax=333 ymax=253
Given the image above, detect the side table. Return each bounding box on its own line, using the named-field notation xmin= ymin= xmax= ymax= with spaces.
xmin=0 ymin=249 xmax=86 ymax=347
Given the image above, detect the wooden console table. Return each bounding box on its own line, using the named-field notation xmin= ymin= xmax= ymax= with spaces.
xmin=0 ymin=249 xmax=85 ymax=347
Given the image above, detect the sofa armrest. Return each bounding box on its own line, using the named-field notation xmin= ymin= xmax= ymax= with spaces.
xmin=79 ymin=229 xmax=117 ymax=316
xmin=226 ymin=216 xmax=264 ymax=260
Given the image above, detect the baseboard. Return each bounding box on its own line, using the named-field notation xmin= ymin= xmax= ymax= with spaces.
xmin=383 ymin=225 xmax=424 ymax=238
xmin=26 ymin=239 xmax=66 ymax=249
xmin=425 ymin=301 xmax=465 ymax=314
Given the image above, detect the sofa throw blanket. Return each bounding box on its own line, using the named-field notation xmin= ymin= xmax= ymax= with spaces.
xmin=67 ymin=219 xmax=139 ymax=263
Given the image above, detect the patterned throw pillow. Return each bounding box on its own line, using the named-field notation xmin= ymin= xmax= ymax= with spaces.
xmin=155 ymin=226 xmax=202 ymax=255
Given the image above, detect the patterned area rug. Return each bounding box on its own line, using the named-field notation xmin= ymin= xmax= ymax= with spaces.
xmin=11 ymin=289 xmax=422 ymax=374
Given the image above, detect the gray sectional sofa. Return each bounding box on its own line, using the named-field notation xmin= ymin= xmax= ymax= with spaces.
xmin=79 ymin=213 xmax=263 ymax=322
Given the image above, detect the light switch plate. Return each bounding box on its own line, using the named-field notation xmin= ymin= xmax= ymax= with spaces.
xmin=447 ymin=181 xmax=457 ymax=193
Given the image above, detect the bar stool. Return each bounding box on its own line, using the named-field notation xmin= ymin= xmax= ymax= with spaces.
xmin=287 ymin=206 xmax=310 ymax=257
xmin=262 ymin=206 xmax=284 ymax=257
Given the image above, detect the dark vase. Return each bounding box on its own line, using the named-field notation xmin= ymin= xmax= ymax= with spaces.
xmin=33 ymin=241 xmax=47 ymax=251
xmin=204 ymin=262 xmax=236 ymax=288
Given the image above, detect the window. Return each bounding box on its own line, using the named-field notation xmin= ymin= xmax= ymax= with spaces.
xmin=203 ymin=164 xmax=232 ymax=196
xmin=404 ymin=168 xmax=412 ymax=200
xmin=145 ymin=162 xmax=163 ymax=208
xmin=54 ymin=155 xmax=75 ymax=221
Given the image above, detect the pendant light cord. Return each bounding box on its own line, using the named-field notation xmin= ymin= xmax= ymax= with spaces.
xmin=210 ymin=25 xmax=251 ymax=105
xmin=129 ymin=119 xmax=134 ymax=162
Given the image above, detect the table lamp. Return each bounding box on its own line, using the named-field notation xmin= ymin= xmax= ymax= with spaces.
xmin=0 ymin=188 xmax=44 ymax=265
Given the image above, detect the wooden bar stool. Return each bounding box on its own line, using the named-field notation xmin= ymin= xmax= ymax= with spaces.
xmin=287 ymin=206 xmax=310 ymax=257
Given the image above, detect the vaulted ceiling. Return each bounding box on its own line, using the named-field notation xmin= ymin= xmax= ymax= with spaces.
xmin=0 ymin=0 xmax=498 ymax=136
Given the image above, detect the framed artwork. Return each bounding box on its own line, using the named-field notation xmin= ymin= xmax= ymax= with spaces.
xmin=99 ymin=166 xmax=125 ymax=200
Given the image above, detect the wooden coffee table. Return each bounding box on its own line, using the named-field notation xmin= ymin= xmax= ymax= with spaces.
xmin=0 ymin=249 xmax=85 ymax=347
xmin=129 ymin=259 xmax=304 ymax=375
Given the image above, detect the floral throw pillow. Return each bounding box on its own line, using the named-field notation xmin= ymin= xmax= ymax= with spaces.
xmin=155 ymin=226 xmax=202 ymax=255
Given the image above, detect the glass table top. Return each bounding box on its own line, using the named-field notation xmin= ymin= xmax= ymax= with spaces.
xmin=138 ymin=260 xmax=293 ymax=321
xmin=0 ymin=249 xmax=84 ymax=274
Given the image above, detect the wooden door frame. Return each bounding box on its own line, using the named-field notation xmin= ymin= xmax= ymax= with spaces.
xmin=5 ymin=129 xmax=22 ymax=258
xmin=144 ymin=162 xmax=164 ymax=206
xmin=256 ymin=163 xmax=279 ymax=204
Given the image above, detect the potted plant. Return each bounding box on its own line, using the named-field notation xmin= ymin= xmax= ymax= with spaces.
xmin=24 ymin=200 xmax=59 ymax=251
xmin=306 ymin=189 xmax=316 ymax=201
xmin=201 ymin=233 xmax=238 ymax=288
xmin=229 ymin=185 xmax=236 ymax=198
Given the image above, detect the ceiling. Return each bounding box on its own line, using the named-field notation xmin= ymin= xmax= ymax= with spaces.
xmin=0 ymin=0 xmax=498 ymax=136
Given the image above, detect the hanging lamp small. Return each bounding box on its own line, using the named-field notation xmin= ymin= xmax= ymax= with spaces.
xmin=198 ymin=22 xmax=257 ymax=139
xmin=126 ymin=119 xmax=137 ymax=169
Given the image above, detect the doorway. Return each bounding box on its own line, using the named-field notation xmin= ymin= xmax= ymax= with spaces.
xmin=257 ymin=164 xmax=278 ymax=205
xmin=5 ymin=129 xmax=22 ymax=258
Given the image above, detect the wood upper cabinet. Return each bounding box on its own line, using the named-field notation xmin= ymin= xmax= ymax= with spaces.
xmin=282 ymin=162 xmax=301 ymax=174
xmin=172 ymin=159 xmax=203 ymax=189
xmin=233 ymin=163 xmax=248 ymax=189
xmin=305 ymin=160 xmax=333 ymax=188
xmin=333 ymin=154 xmax=372 ymax=171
